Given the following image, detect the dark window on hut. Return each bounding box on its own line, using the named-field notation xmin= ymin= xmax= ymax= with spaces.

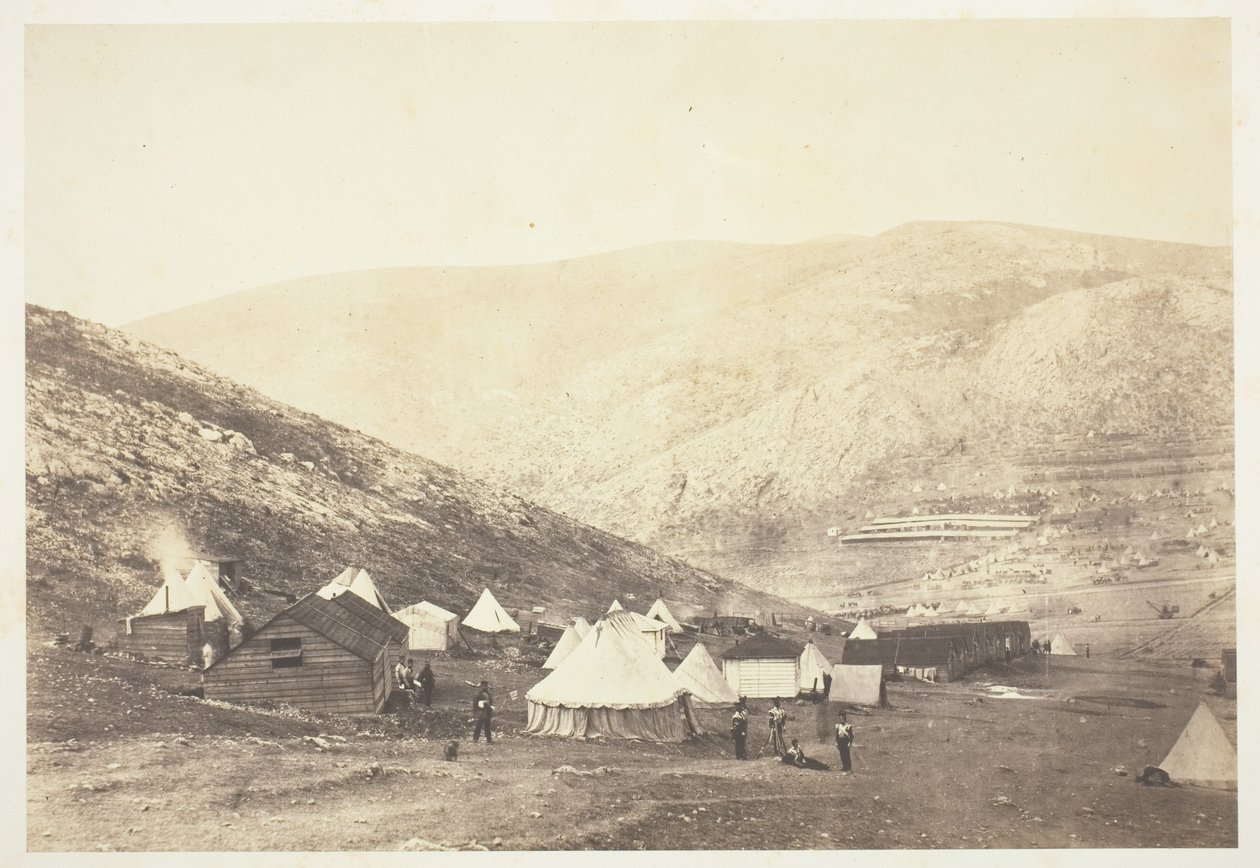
xmin=270 ymin=637 xmax=303 ymax=668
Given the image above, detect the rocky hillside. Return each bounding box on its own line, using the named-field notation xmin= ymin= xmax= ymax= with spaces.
xmin=126 ymin=222 xmax=1232 ymax=582
xmin=25 ymin=306 xmax=804 ymax=638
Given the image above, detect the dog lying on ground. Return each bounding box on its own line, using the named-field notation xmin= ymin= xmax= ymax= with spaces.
xmin=443 ymin=740 xmax=459 ymax=762
xmin=1135 ymin=765 xmax=1175 ymax=786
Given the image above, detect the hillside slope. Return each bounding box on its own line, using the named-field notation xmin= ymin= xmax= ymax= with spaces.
xmin=126 ymin=222 xmax=1232 ymax=584
xmin=25 ymin=306 xmax=802 ymax=637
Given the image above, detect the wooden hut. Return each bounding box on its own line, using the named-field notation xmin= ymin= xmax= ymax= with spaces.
xmin=720 ymin=633 xmax=802 ymax=698
xmin=841 ymin=636 xmax=964 ymax=682
xmin=116 ymin=606 xmax=208 ymax=666
xmin=203 ymin=592 xmax=408 ymax=714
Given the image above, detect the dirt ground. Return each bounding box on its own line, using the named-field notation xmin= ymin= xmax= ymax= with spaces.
xmin=26 ymin=642 xmax=1236 ymax=851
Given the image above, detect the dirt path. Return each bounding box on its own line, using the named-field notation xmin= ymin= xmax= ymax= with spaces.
xmin=26 ymin=648 xmax=1236 ymax=851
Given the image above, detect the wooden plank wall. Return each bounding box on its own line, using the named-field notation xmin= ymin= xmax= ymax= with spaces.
xmin=204 ymin=616 xmax=378 ymax=714
xmin=116 ymin=609 xmax=204 ymax=665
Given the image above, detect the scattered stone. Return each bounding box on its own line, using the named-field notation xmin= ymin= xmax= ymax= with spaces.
xmin=173 ymin=737 xmax=191 ymax=747
xmin=227 ymin=432 xmax=256 ymax=454
xmin=1113 ymin=767 xmax=1129 ymax=776
xmin=528 ymin=812 xmax=542 ymax=819
xmin=197 ymin=428 xmax=223 ymax=442
xmin=1079 ymin=807 xmax=1096 ymax=815
xmin=176 ymin=412 xmax=195 ymax=426
xmin=106 ymin=763 xmax=121 ymax=770
xmin=303 ymin=736 xmax=333 ymax=751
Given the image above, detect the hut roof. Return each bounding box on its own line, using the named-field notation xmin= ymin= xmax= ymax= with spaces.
xmin=719 ymin=632 xmax=803 ymax=660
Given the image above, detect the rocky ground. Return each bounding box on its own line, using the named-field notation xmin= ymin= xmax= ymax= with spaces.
xmin=27 ymin=640 xmax=1236 ymax=851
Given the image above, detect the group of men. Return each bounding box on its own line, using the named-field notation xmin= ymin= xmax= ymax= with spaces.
xmin=729 ymin=697 xmax=855 ymax=773
xmin=394 ymin=656 xmax=437 ymax=707
xmin=395 ymin=657 xmax=497 ymax=746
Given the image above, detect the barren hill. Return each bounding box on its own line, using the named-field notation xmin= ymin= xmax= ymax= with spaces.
xmin=25 ymin=306 xmax=802 ymax=638
xmin=126 ymin=222 xmax=1232 ymax=588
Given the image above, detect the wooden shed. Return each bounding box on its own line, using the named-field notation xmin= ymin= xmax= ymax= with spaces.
xmin=841 ymin=636 xmax=963 ymax=682
xmin=116 ymin=606 xmax=208 ymax=666
xmin=203 ymin=592 xmax=408 ymax=714
xmin=720 ymin=633 xmax=802 ymax=699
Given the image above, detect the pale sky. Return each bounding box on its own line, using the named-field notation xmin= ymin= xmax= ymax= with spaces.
xmin=24 ymin=18 xmax=1233 ymax=325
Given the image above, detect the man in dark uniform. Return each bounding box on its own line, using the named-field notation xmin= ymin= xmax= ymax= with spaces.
xmin=418 ymin=661 xmax=436 ymax=707
xmin=730 ymin=698 xmax=750 ymax=760
xmin=768 ymin=699 xmax=789 ymax=757
xmin=834 ymin=710 xmax=854 ymax=774
xmin=472 ymin=680 xmax=494 ymax=744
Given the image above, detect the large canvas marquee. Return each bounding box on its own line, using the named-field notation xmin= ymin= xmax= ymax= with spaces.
xmin=526 ymin=611 xmax=695 ymax=741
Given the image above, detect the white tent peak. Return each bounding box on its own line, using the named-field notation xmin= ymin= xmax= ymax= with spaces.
xmin=607 ymin=599 xmax=624 ymax=613
xmin=1049 ymin=633 xmax=1076 ymax=655
xmin=849 ymin=618 xmax=878 ymax=640
xmin=672 ymin=642 xmax=738 ymax=705
xmin=462 ymin=588 xmax=521 ymax=633
xmin=542 ymin=623 xmax=586 ymax=670
xmin=645 ymin=598 xmax=682 ymax=632
xmin=317 ymin=567 xmax=391 ymax=613
xmin=1159 ymin=703 xmax=1236 ymax=790
xmin=799 ymin=641 xmax=833 ymax=693
xmin=184 ymin=562 xmax=243 ymax=626
xmin=140 ymin=565 xmax=199 ymax=615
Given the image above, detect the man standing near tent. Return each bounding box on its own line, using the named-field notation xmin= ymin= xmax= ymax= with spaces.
xmin=834 ymin=711 xmax=855 ymax=774
xmin=472 ymin=681 xmax=494 ymax=744
xmin=730 ymin=698 xmax=749 ymax=760
xmin=768 ymin=698 xmax=789 ymax=757
xmin=418 ymin=661 xmax=435 ymax=708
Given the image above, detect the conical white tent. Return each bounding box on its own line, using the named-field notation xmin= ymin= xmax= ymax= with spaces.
xmin=572 ymin=616 xmax=592 ymax=639
xmin=607 ymin=599 xmax=624 ymax=613
xmin=317 ymin=567 xmax=391 ymax=613
xmin=645 ymin=598 xmax=683 ymax=632
xmin=798 ymin=641 xmax=833 ymax=693
xmin=542 ymin=623 xmax=585 ymax=669
xmin=1049 ymin=633 xmax=1076 ymax=655
xmin=393 ymin=601 xmax=460 ymax=651
xmin=462 ymin=588 xmax=521 ymax=633
xmin=849 ymin=618 xmax=878 ymax=640
xmin=671 ymin=642 xmax=738 ymax=705
xmin=183 ymin=562 xmax=243 ymax=626
xmin=1195 ymin=523 xmax=1209 ymax=536
xmin=1158 ymin=703 xmax=1236 ymax=790
xmin=139 ymin=565 xmax=199 ymax=615
xmin=954 ymin=601 xmax=970 ymax=613
xmin=526 ymin=611 xmax=692 ymax=740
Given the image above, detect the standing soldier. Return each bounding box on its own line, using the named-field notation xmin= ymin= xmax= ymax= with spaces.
xmin=730 ymin=698 xmax=750 ymax=760
xmin=834 ymin=710 xmax=855 ymax=774
xmin=418 ymin=661 xmax=436 ymax=707
xmin=472 ymin=680 xmax=494 ymax=744
xmin=768 ymin=698 xmax=789 ymax=757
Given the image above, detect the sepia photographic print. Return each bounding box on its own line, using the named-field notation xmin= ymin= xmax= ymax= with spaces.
xmin=7 ymin=0 xmax=1255 ymax=860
